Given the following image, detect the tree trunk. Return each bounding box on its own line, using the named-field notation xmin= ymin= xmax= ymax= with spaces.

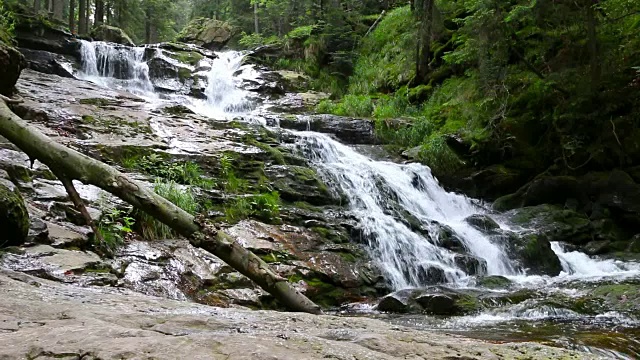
xmin=84 ymin=0 xmax=91 ymax=32
xmin=78 ymin=0 xmax=87 ymax=34
xmin=0 ymin=100 xmax=322 ymax=315
xmin=586 ymin=1 xmax=600 ymax=91
xmin=52 ymin=0 xmax=65 ymax=19
xmin=69 ymin=0 xmax=76 ymax=33
xmin=254 ymin=2 xmax=260 ymax=34
xmin=34 ymin=0 xmax=41 ymax=14
xmin=145 ymin=7 xmax=151 ymax=44
xmin=95 ymin=0 xmax=104 ymax=26
xmin=415 ymin=0 xmax=434 ymax=84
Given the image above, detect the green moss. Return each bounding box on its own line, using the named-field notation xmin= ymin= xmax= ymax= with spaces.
xmin=177 ymin=67 xmax=192 ymax=81
xmin=168 ymin=51 xmax=204 ymax=67
xmin=476 ymin=275 xmax=513 ymax=289
xmin=79 ymin=98 xmax=114 ymax=106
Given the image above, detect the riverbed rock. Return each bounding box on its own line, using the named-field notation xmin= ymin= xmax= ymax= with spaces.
xmin=274 ymin=114 xmax=377 ymax=145
xmin=377 ymin=287 xmax=484 ymax=316
xmin=507 ymin=232 xmax=562 ymax=276
xmin=18 ymin=47 xmax=75 ymax=78
xmin=13 ymin=10 xmax=78 ymax=56
xmin=0 ymin=270 xmax=591 ymax=359
xmin=465 ymin=214 xmax=500 ymax=233
xmin=177 ymin=18 xmax=235 ymax=51
xmin=0 ymin=41 xmax=27 ymax=95
xmin=0 ymin=178 xmax=30 ymax=247
xmin=90 ymin=24 xmax=135 ymax=46
xmin=507 ymin=204 xmax=592 ymax=245
xmin=475 ymin=275 xmax=513 ymax=289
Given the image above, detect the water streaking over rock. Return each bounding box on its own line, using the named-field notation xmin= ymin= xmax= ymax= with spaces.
xmin=77 ymin=40 xmax=155 ymax=97
xmin=189 ymin=51 xmax=256 ymax=119
xmin=292 ymin=131 xmax=515 ymax=289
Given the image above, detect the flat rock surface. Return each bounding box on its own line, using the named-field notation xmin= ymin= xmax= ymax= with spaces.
xmin=0 ymin=270 xmax=595 ymax=359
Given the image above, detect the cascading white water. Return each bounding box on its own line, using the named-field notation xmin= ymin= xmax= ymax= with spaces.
xmin=189 ymin=51 xmax=256 ymax=119
xmin=293 ymin=131 xmax=516 ymax=289
xmin=74 ymin=44 xmax=640 ymax=290
xmin=77 ymin=40 xmax=155 ymax=97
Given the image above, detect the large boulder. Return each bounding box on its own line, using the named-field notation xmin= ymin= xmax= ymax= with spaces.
xmin=0 ymin=177 xmax=30 ymax=247
xmin=506 ymin=232 xmax=563 ymax=276
xmin=0 ymin=41 xmax=27 ymax=95
xmin=13 ymin=11 xmax=78 ymax=56
xmin=19 ymin=48 xmax=75 ymax=78
xmin=272 ymin=114 xmax=377 ymax=145
xmin=90 ymin=24 xmax=135 ymax=46
xmin=177 ymin=18 xmax=235 ymax=51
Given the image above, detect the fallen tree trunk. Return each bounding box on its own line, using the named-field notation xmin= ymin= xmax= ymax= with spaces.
xmin=0 ymin=100 xmax=322 ymax=315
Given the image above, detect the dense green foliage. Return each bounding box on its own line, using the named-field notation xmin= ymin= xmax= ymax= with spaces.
xmin=0 ymin=1 xmax=15 ymax=43
xmin=315 ymin=1 xmax=640 ymax=179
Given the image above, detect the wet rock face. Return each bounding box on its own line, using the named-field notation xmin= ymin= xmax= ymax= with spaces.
xmin=273 ymin=114 xmax=378 ymax=145
xmin=90 ymin=24 xmax=135 ymax=46
xmin=0 ymin=271 xmax=588 ymax=360
xmin=377 ymin=287 xmax=484 ymax=316
xmin=177 ymin=18 xmax=235 ymax=51
xmin=0 ymin=176 xmax=30 ymax=247
xmin=13 ymin=12 xmax=78 ymax=57
xmin=18 ymin=48 xmax=75 ymax=78
xmin=0 ymin=41 xmax=27 ymax=95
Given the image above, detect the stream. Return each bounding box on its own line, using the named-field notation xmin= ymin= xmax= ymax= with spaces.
xmin=74 ymin=40 xmax=640 ymax=359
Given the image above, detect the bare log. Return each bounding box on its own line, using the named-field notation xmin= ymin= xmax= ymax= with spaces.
xmin=55 ymin=173 xmax=106 ymax=250
xmin=0 ymin=100 xmax=322 ymax=315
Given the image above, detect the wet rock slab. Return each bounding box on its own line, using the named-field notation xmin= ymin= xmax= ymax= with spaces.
xmin=0 ymin=270 xmax=595 ymax=359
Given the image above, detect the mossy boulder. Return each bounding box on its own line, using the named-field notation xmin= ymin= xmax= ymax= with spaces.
xmin=177 ymin=18 xmax=235 ymax=51
xmin=0 ymin=41 xmax=27 ymax=95
xmin=465 ymin=214 xmax=500 ymax=233
xmin=0 ymin=178 xmax=30 ymax=247
xmin=377 ymin=287 xmax=484 ymax=315
xmin=507 ymin=204 xmax=592 ymax=245
xmin=476 ymin=275 xmax=513 ymax=289
xmin=90 ymin=25 xmax=134 ymax=46
xmin=494 ymin=175 xmax=580 ymax=211
xmin=507 ymin=233 xmax=562 ymax=276
xmin=12 ymin=10 xmax=78 ymax=56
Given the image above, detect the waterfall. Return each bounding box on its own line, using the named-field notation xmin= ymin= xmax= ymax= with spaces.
xmin=189 ymin=51 xmax=256 ymax=119
xmin=77 ymin=40 xmax=155 ymax=97
xmin=73 ymin=44 xmax=640 ymax=290
xmin=551 ymin=242 xmax=640 ymax=278
xmin=293 ymin=131 xmax=516 ymax=289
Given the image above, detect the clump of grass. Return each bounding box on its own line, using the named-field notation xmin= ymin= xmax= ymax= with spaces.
xmin=120 ymin=153 xmax=215 ymax=189
xmin=136 ymin=181 xmax=198 ymax=240
xmin=97 ymin=207 xmax=135 ymax=252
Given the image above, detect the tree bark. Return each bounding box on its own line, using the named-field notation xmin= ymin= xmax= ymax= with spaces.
xmin=78 ymin=0 xmax=87 ymax=34
xmin=415 ymin=0 xmax=434 ymax=84
xmin=95 ymin=0 xmax=104 ymax=26
xmin=52 ymin=0 xmax=65 ymax=20
xmin=69 ymin=0 xmax=76 ymax=33
xmin=586 ymin=1 xmax=600 ymax=92
xmin=34 ymin=0 xmax=41 ymax=14
xmin=254 ymin=2 xmax=260 ymax=34
xmin=0 ymin=100 xmax=322 ymax=315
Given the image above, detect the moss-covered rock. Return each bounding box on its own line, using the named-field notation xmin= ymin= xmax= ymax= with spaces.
xmin=177 ymin=18 xmax=235 ymax=51
xmin=476 ymin=275 xmax=513 ymax=289
xmin=90 ymin=25 xmax=134 ymax=46
xmin=0 ymin=178 xmax=30 ymax=247
xmin=0 ymin=40 xmax=27 ymax=95
xmin=507 ymin=232 xmax=562 ymax=276
xmin=507 ymin=204 xmax=592 ymax=245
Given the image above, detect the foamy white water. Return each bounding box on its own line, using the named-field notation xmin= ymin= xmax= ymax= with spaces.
xmin=74 ymin=41 xmax=640 ymax=291
xmin=77 ymin=40 xmax=155 ymax=97
xmin=292 ymin=131 xmax=516 ymax=289
xmin=189 ymin=51 xmax=256 ymax=119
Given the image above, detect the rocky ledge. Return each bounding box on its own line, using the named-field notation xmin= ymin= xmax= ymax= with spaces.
xmin=0 ymin=270 xmax=593 ymax=359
